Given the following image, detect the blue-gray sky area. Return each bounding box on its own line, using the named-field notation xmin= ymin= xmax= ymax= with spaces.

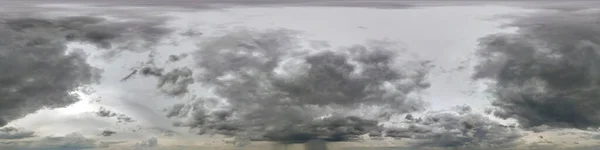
xmin=2 ymin=1 xmax=600 ymax=150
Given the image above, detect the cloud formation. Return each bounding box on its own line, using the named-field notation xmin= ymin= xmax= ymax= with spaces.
xmin=121 ymin=52 xmax=195 ymax=96
xmin=96 ymin=107 xmax=118 ymax=117
xmin=473 ymin=10 xmax=600 ymax=129
xmin=95 ymin=107 xmax=136 ymax=124
xmin=383 ymin=106 xmax=522 ymax=149
xmin=162 ymin=29 xmax=432 ymax=143
xmin=0 ymin=17 xmax=100 ymax=127
xmin=0 ymin=15 xmax=172 ymax=127
xmin=0 ymin=127 xmax=35 ymax=140
xmin=100 ymin=130 xmax=117 ymax=137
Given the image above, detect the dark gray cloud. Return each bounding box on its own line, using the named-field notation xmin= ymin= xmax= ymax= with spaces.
xmin=194 ymin=29 xmax=430 ymax=109
xmin=0 ymin=15 xmax=172 ymax=127
xmin=95 ymin=107 xmax=136 ymax=124
xmin=117 ymin=114 xmax=136 ymax=124
xmin=4 ymin=16 xmax=172 ymax=54
xmin=0 ymin=17 xmax=100 ymax=127
xmin=120 ymin=70 xmax=138 ymax=82
xmin=155 ymin=67 xmax=194 ymax=96
xmin=473 ymin=10 xmax=600 ymax=129
xmin=167 ymin=53 xmax=188 ymax=63
xmin=382 ymin=106 xmax=522 ymax=149
xmin=100 ymin=130 xmax=117 ymax=137
xmin=140 ymin=66 xmax=164 ymax=77
xmin=96 ymin=107 xmax=118 ymax=117
xmin=258 ymin=116 xmax=382 ymax=143
xmin=166 ymin=97 xmax=385 ymax=145
xmin=120 ymin=51 xmax=195 ymax=96
xmin=163 ymin=29 xmax=432 ymax=144
xmin=124 ymin=65 xmax=195 ymax=96
xmin=0 ymin=127 xmax=35 ymax=140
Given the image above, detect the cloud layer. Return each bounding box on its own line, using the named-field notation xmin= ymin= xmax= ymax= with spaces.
xmin=5 ymin=4 xmax=600 ymax=149
xmin=384 ymin=106 xmax=522 ymax=149
xmin=164 ymin=29 xmax=432 ymax=143
xmin=473 ymin=10 xmax=600 ymax=129
xmin=0 ymin=127 xmax=35 ymax=140
xmin=0 ymin=16 xmax=172 ymax=127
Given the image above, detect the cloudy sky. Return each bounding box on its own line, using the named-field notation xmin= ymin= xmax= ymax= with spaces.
xmin=2 ymin=0 xmax=600 ymax=150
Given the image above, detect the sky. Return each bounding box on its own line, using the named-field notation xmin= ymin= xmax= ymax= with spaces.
xmin=2 ymin=1 xmax=600 ymax=150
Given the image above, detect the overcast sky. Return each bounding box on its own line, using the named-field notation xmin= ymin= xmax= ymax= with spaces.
xmin=2 ymin=1 xmax=600 ymax=150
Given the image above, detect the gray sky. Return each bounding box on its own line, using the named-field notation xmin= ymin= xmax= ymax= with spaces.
xmin=1 ymin=1 xmax=600 ymax=150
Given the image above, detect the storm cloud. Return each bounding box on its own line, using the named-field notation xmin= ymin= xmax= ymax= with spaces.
xmin=383 ymin=106 xmax=522 ymax=149
xmin=0 ymin=132 xmax=96 ymax=149
xmin=0 ymin=15 xmax=172 ymax=127
xmin=473 ymin=10 xmax=600 ymax=129
xmin=163 ymin=29 xmax=432 ymax=143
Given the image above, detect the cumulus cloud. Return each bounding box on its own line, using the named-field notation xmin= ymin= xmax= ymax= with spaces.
xmin=0 ymin=15 xmax=172 ymax=127
xmin=120 ymin=52 xmax=195 ymax=96
xmin=154 ymin=67 xmax=195 ymax=96
xmin=382 ymin=106 xmax=522 ymax=149
xmin=0 ymin=17 xmax=99 ymax=127
xmin=95 ymin=107 xmax=136 ymax=124
xmin=117 ymin=114 xmax=136 ymax=124
xmin=100 ymin=130 xmax=117 ymax=137
xmin=167 ymin=53 xmax=188 ymax=63
xmin=162 ymin=29 xmax=432 ymax=143
xmin=473 ymin=10 xmax=600 ymax=129
xmin=125 ymin=65 xmax=195 ymax=96
xmin=96 ymin=107 xmax=118 ymax=117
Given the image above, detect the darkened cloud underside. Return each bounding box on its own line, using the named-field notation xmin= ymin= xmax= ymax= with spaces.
xmin=164 ymin=29 xmax=432 ymax=143
xmin=385 ymin=106 xmax=522 ymax=149
xmin=474 ymin=10 xmax=600 ymax=129
xmin=153 ymin=29 xmax=528 ymax=149
xmin=0 ymin=15 xmax=172 ymax=127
